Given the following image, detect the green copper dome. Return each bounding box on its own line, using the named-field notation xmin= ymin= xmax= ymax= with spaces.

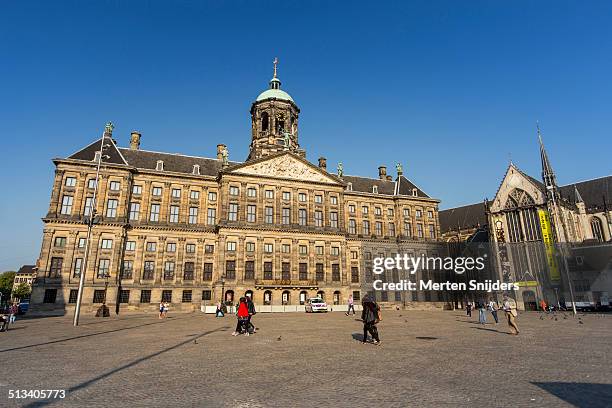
xmin=256 ymin=87 xmax=294 ymax=103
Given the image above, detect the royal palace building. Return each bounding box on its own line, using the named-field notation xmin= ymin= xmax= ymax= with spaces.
xmin=30 ymin=63 xmax=442 ymax=314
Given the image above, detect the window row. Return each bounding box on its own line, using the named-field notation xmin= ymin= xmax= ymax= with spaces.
xmin=227 ymin=204 xmax=338 ymax=227
xmin=227 ymin=187 xmax=338 ymax=205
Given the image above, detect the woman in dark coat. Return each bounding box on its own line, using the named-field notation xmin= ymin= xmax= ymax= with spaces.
xmin=361 ymin=295 xmax=381 ymax=345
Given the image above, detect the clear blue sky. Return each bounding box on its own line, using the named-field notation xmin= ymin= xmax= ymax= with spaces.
xmin=1 ymin=1 xmax=611 ymax=271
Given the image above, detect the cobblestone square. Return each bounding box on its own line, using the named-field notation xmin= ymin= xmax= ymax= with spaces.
xmin=1 ymin=310 xmax=611 ymax=407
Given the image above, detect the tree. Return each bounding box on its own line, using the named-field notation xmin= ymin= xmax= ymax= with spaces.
xmin=12 ymin=282 xmax=31 ymax=301
xmin=0 ymin=271 xmax=17 ymax=304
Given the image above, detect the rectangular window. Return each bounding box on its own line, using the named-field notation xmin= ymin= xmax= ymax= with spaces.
xmin=73 ymin=258 xmax=83 ymax=277
xmin=299 ymin=245 xmax=308 ymax=255
xmin=332 ymin=264 xmax=340 ymax=281
xmin=405 ymin=222 xmax=412 ymax=237
xmin=140 ymin=289 xmax=152 ymax=303
xmin=43 ymin=289 xmax=58 ymax=303
xmin=226 ymin=260 xmax=236 ymax=279
xmin=106 ymin=199 xmax=118 ymax=217
xmin=207 ymin=208 xmax=216 ymax=225
xmin=121 ymin=260 xmax=133 ymax=279
xmin=428 ymin=224 xmax=436 ymax=239
xmin=247 ymin=187 xmax=257 ymax=197
xmin=171 ymin=188 xmax=181 ymax=198
xmin=84 ymin=197 xmax=93 ymax=217
xmin=161 ymin=290 xmax=172 ymax=303
xmin=315 ymin=246 xmax=323 ymax=255
xmin=229 ymin=186 xmax=239 ymax=196
xmin=227 ymin=241 xmax=236 ymax=252
xmin=351 ymin=251 xmax=358 ymax=259
xmin=282 ymin=262 xmax=290 ymax=280
xmin=152 ymin=186 xmax=162 ymax=196
xmin=348 ymin=219 xmax=356 ymax=234
xmin=247 ymin=205 xmax=256 ymax=223
xmin=203 ymin=263 xmax=213 ymax=281
xmin=166 ymin=242 xmax=176 ymax=252
xmin=315 ymin=195 xmax=323 ymax=204
xmin=150 ymin=204 xmax=160 ymax=222
xmin=363 ymin=220 xmax=370 ymax=235
xmin=375 ymin=207 xmax=382 ymax=216
xmin=403 ymin=208 xmax=410 ymax=217
xmin=182 ymin=290 xmax=192 ymax=303
xmin=314 ymin=210 xmax=323 ymax=227
xmin=389 ymin=223 xmax=395 ymax=237
xmin=264 ymin=243 xmax=273 ymax=253
xmin=282 ymin=191 xmax=291 ymax=201
xmin=205 ymin=244 xmax=214 ymax=254
xmin=93 ymin=290 xmax=106 ymax=304
xmin=316 ymin=263 xmax=324 ymax=281
xmin=146 ymin=242 xmax=157 ymax=252
xmin=299 ymin=192 xmax=307 ymax=202
xmin=265 ymin=190 xmax=274 ymax=199
xmin=348 ymin=204 xmax=355 ymax=213
xmin=417 ymin=223 xmax=424 ymax=238
xmin=330 ymin=196 xmax=338 ymax=205
xmin=362 ymin=205 xmax=369 ymax=215
xmin=65 ymin=177 xmax=77 ymax=187
xmin=282 ymin=208 xmax=290 ymax=225
xmin=298 ymin=209 xmax=307 ymax=226
xmin=228 ymin=203 xmax=238 ymax=221
xmin=143 ymin=261 xmax=155 ymax=280
xmin=110 ymin=181 xmax=121 ymax=191
xmin=60 ymin=195 xmax=73 ymax=215
xmin=246 ymin=242 xmax=255 ymax=252
xmin=282 ymin=244 xmax=291 ymax=253
xmin=375 ymin=221 xmax=383 ymax=236
xmin=208 ymin=191 xmax=217 ymax=201
xmin=202 ymin=290 xmax=212 ymax=301
xmin=164 ymin=261 xmax=175 ymax=280
xmin=353 ymin=291 xmax=361 ymax=302
xmin=299 ymin=263 xmax=308 ymax=280
xmin=169 ymin=205 xmax=180 ymax=223
xmin=119 ymin=290 xmax=130 ymax=304
xmin=183 ymin=262 xmax=194 ymax=280
xmin=129 ymin=202 xmax=140 ymax=221
xmin=133 ymin=185 xmax=142 ymax=195
xmin=331 ymin=247 xmax=340 ymax=256
xmin=264 ymin=262 xmax=273 ymax=280
xmin=416 ymin=209 xmax=422 ymax=218
xmin=188 ymin=207 xmax=198 ymax=224
xmin=186 ymin=243 xmax=196 ymax=253
xmin=101 ymin=239 xmax=113 ymax=249
xmin=265 ymin=206 xmax=274 ymax=224
xmin=190 ymin=190 xmax=200 ymax=200
xmin=428 ymin=210 xmax=434 ymax=218
xmin=245 ymin=261 xmax=255 ymax=280
xmin=68 ymin=289 xmax=78 ymax=304
xmin=330 ymin=211 xmax=338 ymax=228
xmin=351 ymin=267 xmax=359 ymax=283
xmin=54 ymin=237 xmax=66 ymax=247
xmin=387 ymin=208 xmax=394 ymax=216
xmin=97 ymin=259 xmax=110 ymax=278
xmin=87 ymin=179 xmax=97 ymax=189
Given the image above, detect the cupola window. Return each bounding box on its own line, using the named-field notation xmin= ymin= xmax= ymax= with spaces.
xmin=192 ymin=164 xmax=200 ymax=175
xmin=156 ymin=160 xmax=164 ymax=171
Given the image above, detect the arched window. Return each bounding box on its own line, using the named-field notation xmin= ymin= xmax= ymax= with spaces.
xmin=245 ymin=290 xmax=253 ymax=300
xmin=299 ymin=291 xmax=308 ymax=305
xmin=261 ymin=112 xmax=269 ymax=132
xmin=591 ymin=217 xmax=604 ymax=242
xmin=282 ymin=290 xmax=290 ymax=305
xmin=276 ymin=114 xmax=285 ymax=133
xmin=263 ymin=290 xmax=272 ymax=305
xmin=317 ymin=290 xmax=325 ymax=300
xmin=333 ymin=291 xmax=341 ymax=305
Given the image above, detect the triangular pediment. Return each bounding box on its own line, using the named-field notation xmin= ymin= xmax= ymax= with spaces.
xmin=490 ymin=164 xmax=546 ymax=212
xmin=226 ymin=152 xmax=342 ymax=184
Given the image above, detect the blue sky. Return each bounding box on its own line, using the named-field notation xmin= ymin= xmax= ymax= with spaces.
xmin=1 ymin=1 xmax=611 ymax=271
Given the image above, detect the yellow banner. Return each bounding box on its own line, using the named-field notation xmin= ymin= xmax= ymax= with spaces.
xmin=538 ymin=209 xmax=560 ymax=281
xmin=516 ymin=280 xmax=538 ymax=287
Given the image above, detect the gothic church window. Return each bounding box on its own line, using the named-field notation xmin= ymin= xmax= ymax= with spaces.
xmin=591 ymin=217 xmax=604 ymax=242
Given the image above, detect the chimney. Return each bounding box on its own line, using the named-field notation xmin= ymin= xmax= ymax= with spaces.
xmin=130 ymin=131 xmax=141 ymax=150
xmin=386 ymin=175 xmax=392 ymax=181
xmin=318 ymin=157 xmax=327 ymax=170
xmin=217 ymin=144 xmax=226 ymax=160
xmin=378 ymin=165 xmax=387 ymax=180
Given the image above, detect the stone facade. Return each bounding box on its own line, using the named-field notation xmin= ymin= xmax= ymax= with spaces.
xmin=30 ymin=65 xmax=441 ymax=314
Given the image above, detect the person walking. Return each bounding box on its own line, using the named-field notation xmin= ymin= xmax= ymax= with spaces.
xmin=488 ymin=299 xmax=499 ymax=324
xmin=503 ymin=295 xmax=520 ymax=335
xmin=162 ymin=301 xmax=169 ymax=318
xmin=246 ymin=295 xmax=256 ymax=334
xmin=345 ymin=295 xmax=355 ymax=316
xmin=360 ymin=295 xmax=381 ymax=345
xmin=9 ymin=303 xmax=18 ymax=325
xmin=233 ymin=297 xmax=250 ymax=336
xmin=466 ymin=301 xmax=473 ymax=318
xmin=478 ymin=300 xmax=487 ymax=325
xmin=540 ymin=299 xmax=548 ymax=313
xmin=159 ymin=301 xmax=164 ymax=319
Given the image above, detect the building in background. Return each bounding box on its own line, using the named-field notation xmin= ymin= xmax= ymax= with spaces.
xmin=12 ymin=265 xmax=37 ymax=299
xmin=30 ymin=61 xmax=441 ymax=314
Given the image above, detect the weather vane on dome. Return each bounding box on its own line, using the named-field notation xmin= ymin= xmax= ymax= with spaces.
xmin=273 ymin=57 xmax=278 ymax=78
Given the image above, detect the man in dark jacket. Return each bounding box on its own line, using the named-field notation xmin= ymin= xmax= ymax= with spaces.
xmin=361 ymin=295 xmax=381 ymax=345
xmin=246 ymin=295 xmax=256 ymax=334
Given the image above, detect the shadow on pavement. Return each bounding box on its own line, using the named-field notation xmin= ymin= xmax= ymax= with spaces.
xmin=0 ymin=315 xmax=195 ymax=353
xmin=351 ymin=332 xmax=365 ymax=341
xmin=23 ymin=326 xmax=231 ymax=408
xmin=532 ymin=382 xmax=612 ymax=408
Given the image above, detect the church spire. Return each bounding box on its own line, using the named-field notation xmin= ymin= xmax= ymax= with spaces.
xmin=538 ymin=122 xmax=558 ymax=199
xmin=574 ymin=185 xmax=584 ymax=204
xmin=270 ymin=57 xmax=281 ymax=90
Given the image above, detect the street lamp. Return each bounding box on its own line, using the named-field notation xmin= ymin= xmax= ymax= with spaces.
xmin=73 ymin=123 xmax=113 ymax=326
